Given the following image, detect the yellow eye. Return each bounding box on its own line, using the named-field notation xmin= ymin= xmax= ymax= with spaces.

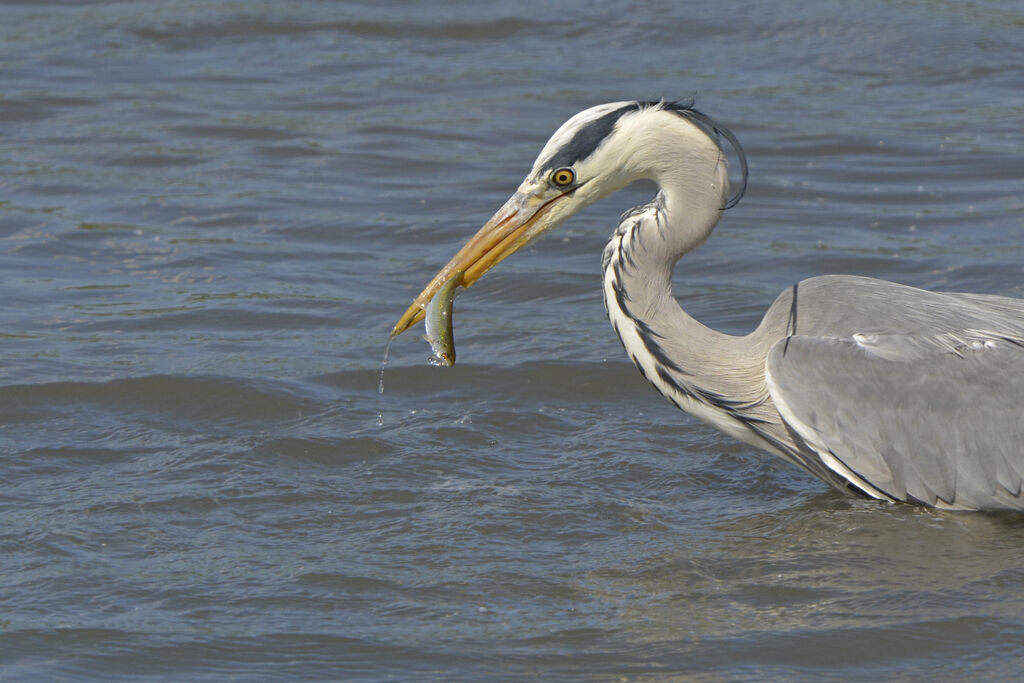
xmin=550 ymin=167 xmax=575 ymax=187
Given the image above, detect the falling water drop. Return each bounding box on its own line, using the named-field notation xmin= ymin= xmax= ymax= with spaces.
xmin=379 ymin=336 xmax=393 ymax=395
xmin=376 ymin=337 xmax=394 ymax=426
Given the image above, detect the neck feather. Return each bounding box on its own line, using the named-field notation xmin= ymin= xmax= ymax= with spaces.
xmin=592 ymin=106 xmax=848 ymax=478
xmin=600 ymin=174 xmax=778 ymax=452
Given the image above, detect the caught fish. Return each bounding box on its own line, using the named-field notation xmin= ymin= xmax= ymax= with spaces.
xmin=424 ymin=271 xmax=464 ymax=366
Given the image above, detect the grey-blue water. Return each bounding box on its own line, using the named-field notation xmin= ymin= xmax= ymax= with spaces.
xmin=2 ymin=1 xmax=1023 ymax=679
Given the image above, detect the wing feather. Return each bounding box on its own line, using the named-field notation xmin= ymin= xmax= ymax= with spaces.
xmin=765 ymin=331 xmax=1024 ymax=510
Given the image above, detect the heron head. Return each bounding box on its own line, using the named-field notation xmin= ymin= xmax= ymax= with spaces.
xmin=391 ymin=100 xmax=744 ymax=337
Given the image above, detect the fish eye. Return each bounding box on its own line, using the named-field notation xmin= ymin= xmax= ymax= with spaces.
xmin=550 ymin=167 xmax=576 ymax=187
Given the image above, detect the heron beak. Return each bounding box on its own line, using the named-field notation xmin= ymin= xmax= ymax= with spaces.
xmin=391 ymin=189 xmax=567 ymax=337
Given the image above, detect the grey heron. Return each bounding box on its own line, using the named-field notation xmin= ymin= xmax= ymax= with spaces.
xmin=392 ymin=100 xmax=1024 ymax=511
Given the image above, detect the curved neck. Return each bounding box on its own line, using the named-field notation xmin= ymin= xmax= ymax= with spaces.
xmin=601 ymin=178 xmax=775 ymax=447
xmin=602 ymin=185 xmax=736 ymax=372
xmin=602 ymin=162 xmax=731 ymax=347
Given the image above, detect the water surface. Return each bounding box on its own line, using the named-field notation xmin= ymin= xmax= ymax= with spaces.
xmin=1 ymin=0 xmax=1023 ymax=679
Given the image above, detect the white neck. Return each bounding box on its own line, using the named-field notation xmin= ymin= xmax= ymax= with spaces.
xmin=599 ymin=143 xmax=781 ymax=454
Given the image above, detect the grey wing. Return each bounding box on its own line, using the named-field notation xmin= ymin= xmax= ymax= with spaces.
xmin=765 ymin=331 xmax=1024 ymax=510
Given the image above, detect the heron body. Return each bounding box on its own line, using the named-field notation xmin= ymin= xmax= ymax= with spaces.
xmin=393 ymin=100 xmax=1024 ymax=511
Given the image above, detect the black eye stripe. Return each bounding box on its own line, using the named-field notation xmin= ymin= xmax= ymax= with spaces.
xmin=541 ymin=102 xmax=638 ymax=170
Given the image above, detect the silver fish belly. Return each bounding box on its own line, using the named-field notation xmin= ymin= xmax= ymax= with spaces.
xmin=424 ymin=271 xmax=463 ymax=366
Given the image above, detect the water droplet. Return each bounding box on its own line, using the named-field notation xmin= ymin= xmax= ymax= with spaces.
xmin=378 ymin=337 xmax=393 ymax=395
xmin=376 ymin=337 xmax=394 ymax=426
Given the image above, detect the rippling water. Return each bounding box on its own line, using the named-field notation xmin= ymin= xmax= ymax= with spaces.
xmin=2 ymin=0 xmax=1023 ymax=679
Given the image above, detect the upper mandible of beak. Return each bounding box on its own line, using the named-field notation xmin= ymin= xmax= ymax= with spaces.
xmin=391 ymin=187 xmax=571 ymax=337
